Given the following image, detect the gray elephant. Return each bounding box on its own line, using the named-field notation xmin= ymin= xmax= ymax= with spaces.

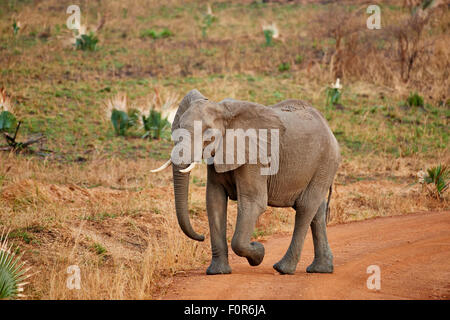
xmin=151 ymin=89 xmax=341 ymax=275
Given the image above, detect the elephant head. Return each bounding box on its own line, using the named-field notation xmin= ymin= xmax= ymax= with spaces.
xmin=151 ymin=89 xmax=284 ymax=242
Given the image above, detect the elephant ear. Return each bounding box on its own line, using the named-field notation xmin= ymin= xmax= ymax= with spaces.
xmin=213 ymin=100 xmax=285 ymax=174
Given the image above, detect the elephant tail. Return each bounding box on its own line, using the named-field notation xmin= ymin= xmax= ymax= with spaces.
xmin=326 ymin=185 xmax=333 ymax=225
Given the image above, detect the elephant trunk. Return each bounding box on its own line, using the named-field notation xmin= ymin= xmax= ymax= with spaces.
xmin=172 ymin=164 xmax=205 ymax=242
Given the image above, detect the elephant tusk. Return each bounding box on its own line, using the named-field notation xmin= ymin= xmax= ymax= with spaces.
xmin=150 ymin=159 xmax=172 ymax=173
xmin=179 ymin=162 xmax=197 ymax=173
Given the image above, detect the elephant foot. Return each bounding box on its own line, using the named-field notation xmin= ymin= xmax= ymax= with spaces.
xmin=246 ymin=242 xmax=265 ymax=266
xmin=231 ymin=241 xmax=265 ymax=267
xmin=206 ymin=258 xmax=232 ymax=275
xmin=306 ymin=258 xmax=333 ymax=274
xmin=273 ymin=259 xmax=297 ymax=275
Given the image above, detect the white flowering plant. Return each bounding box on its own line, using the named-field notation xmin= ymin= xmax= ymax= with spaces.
xmin=262 ymin=22 xmax=279 ymax=46
xmin=326 ymin=78 xmax=342 ymax=108
xmin=201 ymin=4 xmax=217 ymax=38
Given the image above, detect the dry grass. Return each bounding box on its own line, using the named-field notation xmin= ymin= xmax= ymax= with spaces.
xmin=1 ymin=153 xmax=447 ymax=299
xmin=0 ymin=153 xmax=213 ymax=299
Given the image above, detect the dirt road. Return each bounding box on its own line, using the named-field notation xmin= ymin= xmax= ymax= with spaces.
xmin=163 ymin=211 xmax=450 ymax=300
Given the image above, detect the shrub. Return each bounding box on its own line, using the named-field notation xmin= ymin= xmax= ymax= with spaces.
xmin=75 ymin=32 xmax=99 ymax=51
xmin=278 ymin=62 xmax=290 ymax=72
xmin=407 ymin=92 xmax=424 ymax=107
xmin=160 ymin=28 xmax=173 ymax=38
xmin=295 ymin=54 xmax=304 ymax=64
xmin=92 ymin=243 xmax=107 ymax=255
xmin=391 ymin=4 xmax=436 ymax=83
xmin=313 ymin=5 xmax=362 ymax=80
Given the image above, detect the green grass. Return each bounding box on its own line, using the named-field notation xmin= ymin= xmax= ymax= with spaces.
xmin=140 ymin=28 xmax=173 ymax=39
xmin=81 ymin=212 xmax=118 ymax=222
xmin=252 ymin=227 xmax=267 ymax=239
xmin=3 ymin=72 xmax=448 ymax=162
xmin=407 ymin=92 xmax=425 ymax=108
xmin=278 ymin=62 xmax=290 ymax=72
xmin=92 ymin=243 xmax=107 ymax=255
xmin=9 ymin=230 xmax=33 ymax=244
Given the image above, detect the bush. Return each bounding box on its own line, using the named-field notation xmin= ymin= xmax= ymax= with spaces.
xmin=75 ymin=32 xmax=99 ymax=51
xmin=295 ymin=54 xmax=304 ymax=65
xmin=407 ymin=92 xmax=424 ymax=107
xmin=278 ymin=62 xmax=290 ymax=72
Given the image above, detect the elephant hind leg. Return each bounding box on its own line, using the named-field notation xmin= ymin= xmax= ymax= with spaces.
xmin=306 ymin=201 xmax=334 ymax=273
xmin=273 ymin=184 xmax=327 ymax=275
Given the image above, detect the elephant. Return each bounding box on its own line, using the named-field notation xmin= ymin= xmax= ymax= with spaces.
xmin=151 ymin=89 xmax=341 ymax=275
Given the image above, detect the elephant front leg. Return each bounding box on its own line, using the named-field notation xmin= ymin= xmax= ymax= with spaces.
xmin=231 ymin=197 xmax=266 ymax=267
xmin=206 ymin=179 xmax=231 ymax=275
xmin=306 ymin=201 xmax=334 ymax=273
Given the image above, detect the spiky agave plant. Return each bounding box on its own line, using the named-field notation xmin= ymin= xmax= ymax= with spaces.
xmin=418 ymin=164 xmax=449 ymax=200
xmin=0 ymin=87 xmax=17 ymax=133
xmin=142 ymin=109 xmax=170 ymax=140
xmin=0 ymin=228 xmax=32 ymax=299
xmin=142 ymin=90 xmax=177 ymax=139
xmin=105 ymin=93 xmax=140 ymax=136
